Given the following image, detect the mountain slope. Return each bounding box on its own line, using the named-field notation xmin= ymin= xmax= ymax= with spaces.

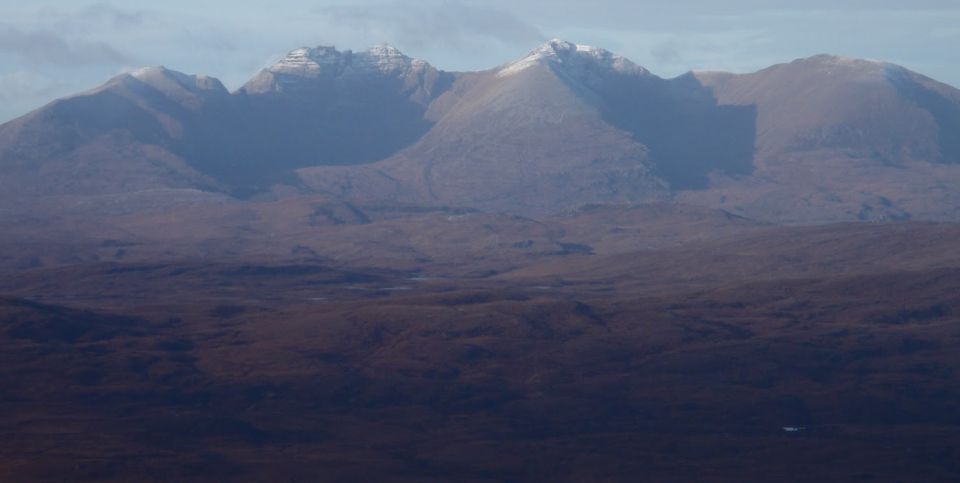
xmin=299 ymin=40 xmax=756 ymax=213
xmin=683 ymin=55 xmax=960 ymax=222
xmin=695 ymin=55 xmax=960 ymax=165
xmin=0 ymin=45 xmax=454 ymax=202
xmin=0 ymin=67 xmax=235 ymax=208
xmin=231 ymin=44 xmax=454 ymax=187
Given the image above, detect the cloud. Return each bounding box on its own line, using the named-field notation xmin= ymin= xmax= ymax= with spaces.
xmin=77 ymin=3 xmax=146 ymax=28
xmin=0 ymin=26 xmax=135 ymax=66
xmin=931 ymin=27 xmax=960 ymax=39
xmin=0 ymin=69 xmax=77 ymax=122
xmin=35 ymin=3 xmax=147 ymax=32
xmin=29 ymin=3 xmax=148 ymax=37
xmin=0 ymin=70 xmax=66 ymax=102
xmin=650 ymin=40 xmax=682 ymax=65
xmin=314 ymin=1 xmax=544 ymax=51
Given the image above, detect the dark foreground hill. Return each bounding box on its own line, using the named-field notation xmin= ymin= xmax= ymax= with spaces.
xmin=1 ymin=220 xmax=960 ymax=481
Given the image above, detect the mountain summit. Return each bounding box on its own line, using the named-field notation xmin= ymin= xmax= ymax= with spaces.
xmin=242 ymin=44 xmax=436 ymax=94
xmin=498 ymin=39 xmax=648 ymax=77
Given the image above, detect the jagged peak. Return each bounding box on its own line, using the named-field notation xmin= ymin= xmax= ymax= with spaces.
xmin=267 ymin=43 xmax=427 ymax=78
xmin=498 ymin=38 xmax=647 ymax=78
xmin=366 ymin=43 xmax=406 ymax=58
xmin=359 ymin=43 xmax=428 ymax=72
xmin=268 ymin=46 xmax=349 ymax=77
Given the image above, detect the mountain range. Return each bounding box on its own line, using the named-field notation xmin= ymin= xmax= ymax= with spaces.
xmin=1 ymin=39 xmax=958 ymax=221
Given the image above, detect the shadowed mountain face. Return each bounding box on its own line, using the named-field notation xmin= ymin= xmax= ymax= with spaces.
xmin=226 ymin=45 xmax=455 ymax=193
xmin=589 ymin=71 xmax=757 ymax=190
xmin=885 ymin=67 xmax=960 ymax=165
xmin=0 ymin=41 xmax=959 ymax=220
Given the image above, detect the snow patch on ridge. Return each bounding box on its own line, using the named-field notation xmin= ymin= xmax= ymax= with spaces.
xmin=127 ymin=66 xmax=225 ymax=95
xmin=800 ymin=54 xmax=892 ymax=76
xmin=810 ymin=54 xmax=885 ymax=66
xmin=268 ymin=43 xmax=429 ymax=78
xmin=270 ymin=46 xmax=347 ymax=77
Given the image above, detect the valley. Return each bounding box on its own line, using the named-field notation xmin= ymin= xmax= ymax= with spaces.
xmin=1 ymin=206 xmax=959 ymax=481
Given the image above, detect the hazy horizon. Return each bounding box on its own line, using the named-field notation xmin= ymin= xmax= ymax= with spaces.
xmin=0 ymin=0 xmax=958 ymax=123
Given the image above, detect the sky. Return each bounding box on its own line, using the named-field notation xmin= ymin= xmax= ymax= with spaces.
xmin=0 ymin=0 xmax=958 ymax=122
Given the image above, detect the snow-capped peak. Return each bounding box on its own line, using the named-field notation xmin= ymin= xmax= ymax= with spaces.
xmin=129 ymin=66 xmax=166 ymax=80
xmin=366 ymin=43 xmax=405 ymax=58
xmin=267 ymin=43 xmax=427 ymax=78
xmin=357 ymin=43 xmax=424 ymax=73
xmin=498 ymin=39 xmax=647 ymax=77
xmin=269 ymin=46 xmax=349 ymax=77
